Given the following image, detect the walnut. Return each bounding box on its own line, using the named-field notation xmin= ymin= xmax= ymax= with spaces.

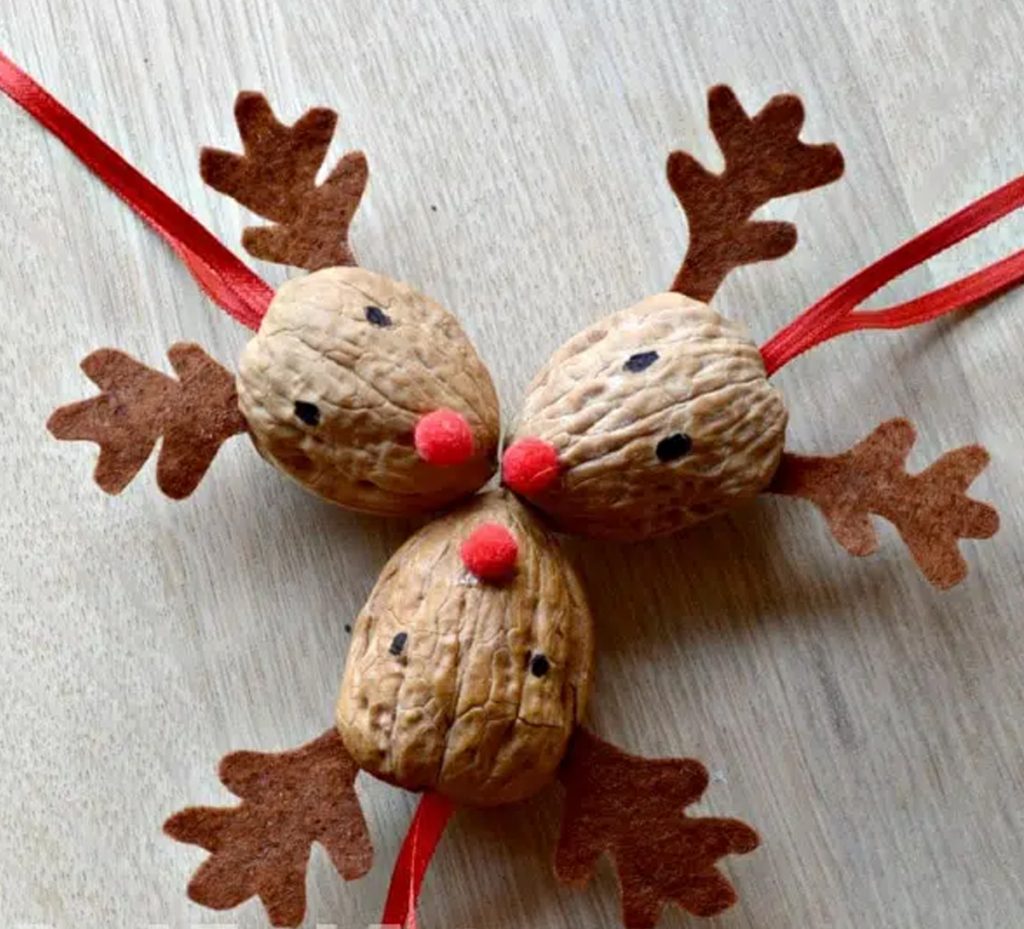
xmin=237 ymin=267 xmax=500 ymax=516
xmin=505 ymin=293 xmax=787 ymax=539
xmin=336 ymin=491 xmax=593 ymax=806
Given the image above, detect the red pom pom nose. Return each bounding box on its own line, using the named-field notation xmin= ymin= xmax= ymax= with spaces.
xmin=460 ymin=523 xmax=519 ymax=582
xmin=414 ymin=409 xmax=474 ymax=466
xmin=502 ymin=437 xmax=560 ymax=496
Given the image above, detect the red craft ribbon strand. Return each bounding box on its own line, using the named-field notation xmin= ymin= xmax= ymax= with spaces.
xmin=761 ymin=173 xmax=1024 ymax=374
xmin=0 ymin=50 xmax=273 ymax=331
xmin=381 ymin=793 xmax=456 ymax=929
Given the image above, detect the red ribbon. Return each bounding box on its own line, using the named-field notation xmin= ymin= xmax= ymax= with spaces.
xmin=761 ymin=173 xmax=1024 ymax=373
xmin=0 ymin=50 xmax=273 ymax=331
xmin=381 ymin=793 xmax=456 ymax=929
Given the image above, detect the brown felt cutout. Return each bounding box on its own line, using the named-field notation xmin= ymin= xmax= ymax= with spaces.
xmin=164 ymin=728 xmax=372 ymax=928
xmin=771 ymin=418 xmax=999 ymax=589
xmin=668 ymin=85 xmax=844 ymax=302
xmin=555 ymin=727 xmax=759 ymax=929
xmin=202 ymin=92 xmax=368 ymax=271
xmin=47 ymin=342 xmax=245 ymax=499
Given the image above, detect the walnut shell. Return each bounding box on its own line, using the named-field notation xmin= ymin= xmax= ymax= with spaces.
xmin=336 ymin=490 xmax=593 ymax=807
xmin=237 ymin=267 xmax=500 ymax=516
xmin=507 ymin=293 xmax=787 ymax=539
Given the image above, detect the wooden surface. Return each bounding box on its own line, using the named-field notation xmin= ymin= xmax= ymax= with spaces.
xmin=2 ymin=2 xmax=1024 ymax=927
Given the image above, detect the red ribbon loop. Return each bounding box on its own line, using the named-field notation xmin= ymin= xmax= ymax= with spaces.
xmin=381 ymin=792 xmax=456 ymax=929
xmin=761 ymin=173 xmax=1024 ymax=374
xmin=0 ymin=50 xmax=273 ymax=331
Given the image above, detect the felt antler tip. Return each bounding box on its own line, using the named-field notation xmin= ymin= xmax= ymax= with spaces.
xmin=669 ymin=84 xmax=845 ymax=301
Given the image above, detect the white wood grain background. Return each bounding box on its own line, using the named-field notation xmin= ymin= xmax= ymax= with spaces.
xmin=2 ymin=1 xmax=1023 ymax=927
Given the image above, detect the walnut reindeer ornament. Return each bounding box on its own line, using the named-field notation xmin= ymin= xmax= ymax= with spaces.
xmin=501 ymin=87 xmax=1001 ymax=586
xmin=6 ymin=47 xmax=1020 ymax=928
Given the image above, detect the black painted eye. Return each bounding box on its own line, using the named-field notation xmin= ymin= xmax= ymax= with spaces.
xmin=530 ymin=654 xmax=550 ymax=677
xmin=624 ymin=350 xmax=658 ymax=372
xmin=365 ymin=305 xmax=392 ymax=327
xmin=656 ymin=433 xmax=692 ymax=462
xmin=389 ymin=632 xmax=408 ymax=656
xmin=293 ymin=401 xmax=321 ymax=427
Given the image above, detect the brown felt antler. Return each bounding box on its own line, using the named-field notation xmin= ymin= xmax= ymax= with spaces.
xmin=771 ymin=418 xmax=999 ymax=589
xmin=202 ymin=92 xmax=368 ymax=271
xmin=47 ymin=343 xmax=245 ymax=499
xmin=555 ymin=728 xmax=759 ymax=929
xmin=668 ymin=85 xmax=844 ymax=302
xmin=164 ymin=729 xmax=373 ymax=928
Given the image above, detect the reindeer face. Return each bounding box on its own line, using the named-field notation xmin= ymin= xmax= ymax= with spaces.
xmin=336 ymin=491 xmax=593 ymax=807
xmin=503 ymin=294 xmax=788 ymax=539
xmin=237 ymin=267 xmax=501 ymax=516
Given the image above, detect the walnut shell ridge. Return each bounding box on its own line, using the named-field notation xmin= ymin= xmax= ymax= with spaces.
xmin=336 ymin=490 xmax=594 ymax=807
xmin=237 ymin=267 xmax=500 ymax=516
xmin=508 ymin=293 xmax=787 ymax=539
